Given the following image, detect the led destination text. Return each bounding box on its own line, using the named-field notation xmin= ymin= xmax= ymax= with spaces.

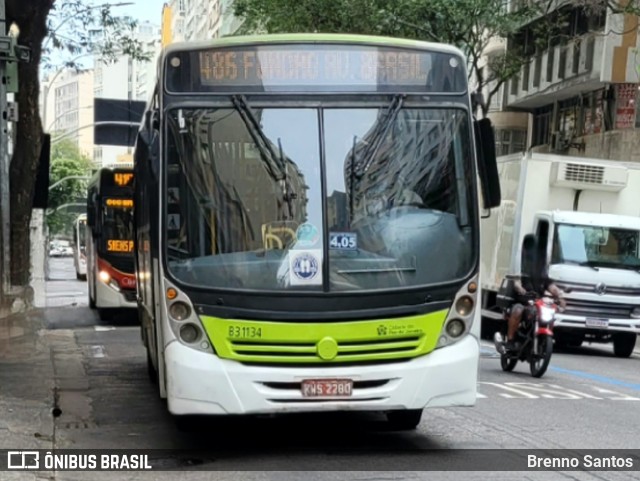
xmin=107 ymin=240 xmax=134 ymax=253
xmin=105 ymin=198 xmax=133 ymax=208
xmin=199 ymin=50 xmax=430 ymax=84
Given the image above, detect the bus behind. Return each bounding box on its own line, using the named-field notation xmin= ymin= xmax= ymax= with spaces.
xmin=86 ymin=166 xmax=137 ymax=321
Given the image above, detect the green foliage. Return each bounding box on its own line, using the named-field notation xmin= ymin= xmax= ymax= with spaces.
xmin=41 ymin=0 xmax=153 ymax=73
xmin=232 ymin=0 xmax=633 ymax=114
xmin=46 ymin=139 xmax=92 ymax=236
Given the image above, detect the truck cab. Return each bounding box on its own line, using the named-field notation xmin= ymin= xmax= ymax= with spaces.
xmin=532 ymin=210 xmax=640 ymax=357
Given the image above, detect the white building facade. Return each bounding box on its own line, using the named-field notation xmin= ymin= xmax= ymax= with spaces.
xmin=40 ymin=69 xmax=95 ymax=158
xmin=93 ymin=21 xmax=162 ymax=166
xmin=162 ymin=0 xmax=243 ymax=45
xmin=496 ymin=2 xmax=640 ymax=162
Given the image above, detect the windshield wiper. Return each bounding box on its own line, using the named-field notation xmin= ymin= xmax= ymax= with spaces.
xmin=560 ymin=259 xmax=599 ymax=271
xmin=231 ymin=95 xmax=285 ymax=181
xmin=579 ymin=260 xmax=601 ymax=271
xmin=231 ymin=95 xmax=296 ymax=219
xmin=352 ymin=94 xmax=406 ymax=178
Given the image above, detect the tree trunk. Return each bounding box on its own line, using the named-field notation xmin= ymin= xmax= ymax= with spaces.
xmin=7 ymin=1 xmax=54 ymax=286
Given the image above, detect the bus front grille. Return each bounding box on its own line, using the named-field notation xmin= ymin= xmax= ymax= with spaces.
xmin=228 ymin=336 xmax=423 ymax=364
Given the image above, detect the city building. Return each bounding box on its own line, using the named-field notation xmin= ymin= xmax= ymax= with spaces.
xmin=39 ymin=69 xmax=95 ymax=158
xmin=498 ymin=2 xmax=640 ymax=161
xmin=93 ymin=20 xmax=162 ymax=166
xmin=161 ymin=0 xmax=243 ymax=45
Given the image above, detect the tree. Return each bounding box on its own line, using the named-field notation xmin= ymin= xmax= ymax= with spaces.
xmin=46 ymin=139 xmax=92 ymax=236
xmin=232 ymin=0 xmax=551 ymax=112
xmin=6 ymin=0 xmax=150 ymax=287
xmin=233 ymin=0 xmax=640 ymax=116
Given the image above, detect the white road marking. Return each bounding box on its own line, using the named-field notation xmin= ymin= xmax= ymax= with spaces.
xmin=94 ymin=326 xmax=116 ymax=332
xmin=477 ymin=382 xmax=640 ymax=401
xmin=90 ymin=345 xmax=106 ymax=358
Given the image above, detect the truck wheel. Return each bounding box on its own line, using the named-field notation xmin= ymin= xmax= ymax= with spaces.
xmin=613 ymin=333 xmax=636 ymax=358
xmin=386 ymin=409 xmax=423 ymax=430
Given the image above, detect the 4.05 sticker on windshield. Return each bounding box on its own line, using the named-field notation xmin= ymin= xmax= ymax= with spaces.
xmin=329 ymin=232 xmax=357 ymax=251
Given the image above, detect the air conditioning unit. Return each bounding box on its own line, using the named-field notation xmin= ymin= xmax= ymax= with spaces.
xmin=550 ymin=161 xmax=628 ymax=192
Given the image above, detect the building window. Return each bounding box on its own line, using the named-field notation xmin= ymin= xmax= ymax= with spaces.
xmin=495 ymin=129 xmax=527 ymax=156
xmin=532 ymin=107 xmax=552 ymax=147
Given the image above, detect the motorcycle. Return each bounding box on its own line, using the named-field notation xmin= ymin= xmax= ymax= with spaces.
xmin=494 ymin=291 xmax=559 ymax=378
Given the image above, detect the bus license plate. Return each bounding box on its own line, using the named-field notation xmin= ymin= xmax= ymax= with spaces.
xmin=586 ymin=318 xmax=609 ymax=328
xmin=301 ymin=379 xmax=353 ymax=398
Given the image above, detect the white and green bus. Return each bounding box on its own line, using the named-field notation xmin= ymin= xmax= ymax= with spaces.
xmin=133 ymin=34 xmax=501 ymax=429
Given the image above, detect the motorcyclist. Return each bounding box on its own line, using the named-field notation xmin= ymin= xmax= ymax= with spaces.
xmin=500 ymin=275 xmax=566 ymax=351
xmin=496 ymin=235 xmax=566 ymax=353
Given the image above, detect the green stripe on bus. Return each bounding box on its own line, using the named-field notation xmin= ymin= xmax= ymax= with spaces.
xmin=200 ymin=309 xmax=449 ymax=364
xmin=164 ymin=33 xmax=459 ymax=53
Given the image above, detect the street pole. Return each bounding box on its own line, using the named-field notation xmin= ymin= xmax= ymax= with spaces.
xmin=0 ymin=0 xmax=10 ymax=303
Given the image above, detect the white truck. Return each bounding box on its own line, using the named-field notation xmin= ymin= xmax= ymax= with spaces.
xmin=481 ymin=151 xmax=640 ymax=357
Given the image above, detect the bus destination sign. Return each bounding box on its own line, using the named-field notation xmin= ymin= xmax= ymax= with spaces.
xmin=107 ymin=240 xmax=134 ymax=253
xmin=166 ymin=44 xmax=466 ymax=93
xmin=105 ymin=198 xmax=134 ymax=209
xmin=114 ymin=172 xmax=134 ymax=187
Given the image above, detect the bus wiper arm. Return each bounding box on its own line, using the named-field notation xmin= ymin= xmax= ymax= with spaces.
xmin=353 ymin=94 xmax=405 ymax=178
xmin=231 ymin=95 xmax=284 ymax=180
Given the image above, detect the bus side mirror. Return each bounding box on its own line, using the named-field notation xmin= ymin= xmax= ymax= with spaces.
xmin=135 ymin=128 xmax=159 ymax=180
xmin=474 ymin=118 xmax=501 ymax=209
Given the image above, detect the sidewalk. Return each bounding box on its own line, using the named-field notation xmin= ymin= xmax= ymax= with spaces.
xmin=0 ymin=309 xmax=56 ymax=452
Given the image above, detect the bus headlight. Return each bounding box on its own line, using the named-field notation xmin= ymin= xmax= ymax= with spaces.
xmin=169 ymin=301 xmax=191 ymax=321
xmin=446 ymin=319 xmax=465 ymax=338
xmin=179 ymin=323 xmax=202 ymax=343
xmin=437 ymin=276 xmax=479 ymax=349
xmin=163 ymin=281 xmax=214 ymax=354
xmin=99 ymin=271 xmax=111 ymax=283
xmin=455 ymin=296 xmax=474 ymax=316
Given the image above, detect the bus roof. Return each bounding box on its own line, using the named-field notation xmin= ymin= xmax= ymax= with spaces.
xmin=161 ymin=33 xmax=466 ymax=60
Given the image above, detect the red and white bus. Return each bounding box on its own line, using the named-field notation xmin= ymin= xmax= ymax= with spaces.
xmin=86 ymin=166 xmax=137 ymax=320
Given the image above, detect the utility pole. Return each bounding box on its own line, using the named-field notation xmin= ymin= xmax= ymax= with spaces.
xmin=0 ymin=0 xmax=10 ymax=305
xmin=0 ymin=0 xmax=31 ymax=305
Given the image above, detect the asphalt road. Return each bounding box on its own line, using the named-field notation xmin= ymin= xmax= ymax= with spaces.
xmin=43 ymin=258 xmax=640 ymax=480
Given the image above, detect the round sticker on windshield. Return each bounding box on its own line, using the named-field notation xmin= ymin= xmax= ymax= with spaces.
xmin=292 ymin=252 xmax=320 ymax=281
xmin=296 ymin=223 xmax=320 ymax=247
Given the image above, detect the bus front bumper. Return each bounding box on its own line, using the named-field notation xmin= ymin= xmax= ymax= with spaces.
xmin=95 ymin=280 xmax=137 ymax=309
xmin=164 ymin=335 xmax=479 ymax=415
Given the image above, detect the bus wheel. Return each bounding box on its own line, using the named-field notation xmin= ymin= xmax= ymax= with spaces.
xmin=146 ymin=348 xmax=158 ymax=384
xmin=89 ymin=291 xmax=96 ymax=309
xmin=385 ymin=409 xmax=423 ymax=430
xmin=173 ymin=415 xmax=200 ymax=432
xmin=98 ymin=309 xmax=113 ymax=322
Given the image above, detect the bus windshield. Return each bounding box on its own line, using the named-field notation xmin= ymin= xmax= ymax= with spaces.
xmin=101 ymin=200 xmax=134 ymax=256
xmin=165 ymin=104 xmax=475 ymax=292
